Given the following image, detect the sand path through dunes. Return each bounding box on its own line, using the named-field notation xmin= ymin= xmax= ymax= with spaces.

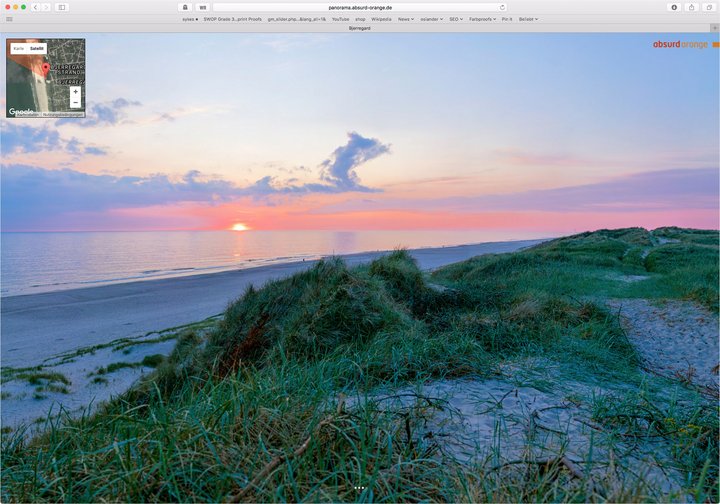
xmin=606 ymin=299 xmax=719 ymax=393
xmin=350 ymin=372 xmax=689 ymax=500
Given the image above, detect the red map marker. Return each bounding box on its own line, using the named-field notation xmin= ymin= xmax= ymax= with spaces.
xmin=41 ymin=62 xmax=50 ymax=78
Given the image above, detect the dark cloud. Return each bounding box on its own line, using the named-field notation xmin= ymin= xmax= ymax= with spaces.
xmin=155 ymin=112 xmax=176 ymax=122
xmin=66 ymin=138 xmax=82 ymax=154
xmin=0 ymin=131 xmax=389 ymax=230
xmin=111 ymin=98 xmax=141 ymax=108
xmin=1 ymin=165 xmax=240 ymax=230
xmin=226 ymin=132 xmax=389 ymax=196
xmin=467 ymin=167 xmax=720 ymax=212
xmin=0 ymin=122 xmax=108 ymax=157
xmin=56 ymin=97 xmax=142 ymax=128
xmin=311 ymin=168 xmax=720 ymax=215
xmin=1 ymin=123 xmax=62 ymax=153
xmin=276 ymin=164 xmax=311 ymax=174
xmin=84 ymin=146 xmax=108 ymax=156
xmin=321 ymin=131 xmax=390 ymax=192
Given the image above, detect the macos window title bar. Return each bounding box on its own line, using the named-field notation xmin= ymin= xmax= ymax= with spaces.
xmin=1 ymin=0 xmax=719 ymax=32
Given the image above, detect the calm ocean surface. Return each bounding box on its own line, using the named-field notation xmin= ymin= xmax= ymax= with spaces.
xmin=1 ymin=230 xmax=551 ymax=297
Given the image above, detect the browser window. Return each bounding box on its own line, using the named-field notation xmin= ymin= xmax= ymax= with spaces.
xmin=1 ymin=1 xmax=719 ymax=502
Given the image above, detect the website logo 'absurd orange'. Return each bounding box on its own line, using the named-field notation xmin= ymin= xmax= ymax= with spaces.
xmin=653 ymin=39 xmax=719 ymax=49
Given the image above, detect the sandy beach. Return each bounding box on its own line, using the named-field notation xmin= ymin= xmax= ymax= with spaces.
xmin=2 ymin=239 xmax=544 ymax=369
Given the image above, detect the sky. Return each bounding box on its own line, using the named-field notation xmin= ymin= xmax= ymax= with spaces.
xmin=1 ymin=32 xmax=718 ymax=233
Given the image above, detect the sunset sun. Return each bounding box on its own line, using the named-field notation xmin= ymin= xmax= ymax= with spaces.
xmin=231 ymin=223 xmax=250 ymax=231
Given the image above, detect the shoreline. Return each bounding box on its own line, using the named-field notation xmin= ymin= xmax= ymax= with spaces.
xmin=1 ymin=238 xmax=547 ymax=369
xmin=1 ymin=232 xmax=555 ymax=298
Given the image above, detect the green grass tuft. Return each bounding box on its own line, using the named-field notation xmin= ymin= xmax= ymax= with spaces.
xmin=141 ymin=354 xmax=166 ymax=368
xmin=14 ymin=371 xmax=71 ymax=387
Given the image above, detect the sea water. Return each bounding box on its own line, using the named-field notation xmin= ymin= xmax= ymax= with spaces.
xmin=1 ymin=229 xmax=550 ymax=296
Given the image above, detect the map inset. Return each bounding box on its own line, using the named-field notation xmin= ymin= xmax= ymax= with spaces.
xmin=6 ymin=38 xmax=86 ymax=118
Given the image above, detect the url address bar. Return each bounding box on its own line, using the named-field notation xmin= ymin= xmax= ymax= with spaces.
xmin=213 ymin=3 xmax=508 ymax=12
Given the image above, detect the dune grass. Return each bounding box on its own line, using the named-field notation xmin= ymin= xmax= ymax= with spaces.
xmin=13 ymin=371 xmax=71 ymax=387
xmin=1 ymin=227 xmax=717 ymax=502
xmin=90 ymin=355 xmax=166 ymax=376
